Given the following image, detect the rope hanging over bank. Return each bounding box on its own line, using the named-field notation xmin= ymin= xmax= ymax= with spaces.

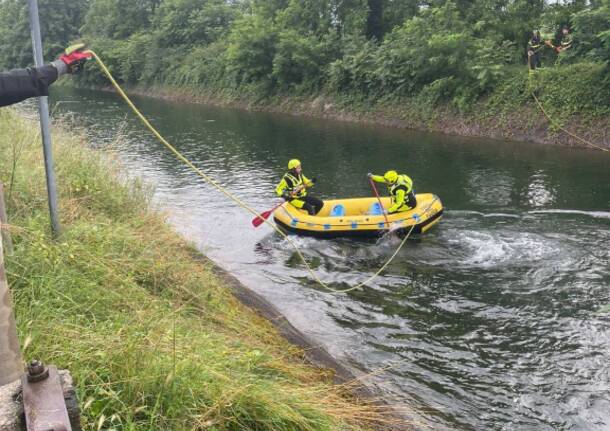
xmin=88 ymin=50 xmax=425 ymax=294
xmin=531 ymin=92 xmax=608 ymax=152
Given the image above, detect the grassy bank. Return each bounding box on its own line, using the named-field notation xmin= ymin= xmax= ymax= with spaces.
xmin=0 ymin=109 xmax=394 ymax=430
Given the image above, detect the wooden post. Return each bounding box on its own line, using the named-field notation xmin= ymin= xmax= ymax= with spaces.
xmin=0 ymin=225 xmax=22 ymax=386
xmin=0 ymin=182 xmax=13 ymax=255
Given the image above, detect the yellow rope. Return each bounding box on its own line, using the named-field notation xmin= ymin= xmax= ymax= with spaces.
xmin=88 ymin=51 xmax=424 ymax=294
xmin=531 ymin=92 xmax=609 ymax=152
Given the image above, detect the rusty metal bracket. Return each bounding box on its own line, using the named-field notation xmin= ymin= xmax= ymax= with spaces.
xmin=21 ymin=361 xmax=72 ymax=431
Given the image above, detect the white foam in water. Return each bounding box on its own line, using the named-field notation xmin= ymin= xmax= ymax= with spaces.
xmin=461 ymin=232 xmax=508 ymax=266
xmin=529 ymin=209 xmax=610 ymax=220
xmin=448 ymin=210 xmax=487 ymax=217
xmin=453 ymin=230 xmax=563 ymax=268
xmin=447 ymin=210 xmax=521 ymax=219
xmin=526 ymin=172 xmax=556 ymax=207
xmin=276 ymin=234 xmax=317 ymax=250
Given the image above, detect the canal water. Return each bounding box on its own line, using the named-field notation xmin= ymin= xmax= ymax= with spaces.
xmin=48 ymin=87 xmax=609 ymax=430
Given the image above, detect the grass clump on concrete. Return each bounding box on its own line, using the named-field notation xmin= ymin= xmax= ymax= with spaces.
xmin=0 ymin=109 xmax=388 ymax=430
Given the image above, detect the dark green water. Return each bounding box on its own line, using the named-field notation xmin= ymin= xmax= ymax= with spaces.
xmin=48 ymin=87 xmax=609 ymax=430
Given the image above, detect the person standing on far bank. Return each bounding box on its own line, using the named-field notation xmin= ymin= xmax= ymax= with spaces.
xmin=527 ymin=30 xmax=544 ymax=71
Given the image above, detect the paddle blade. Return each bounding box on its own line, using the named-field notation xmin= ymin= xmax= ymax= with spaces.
xmin=252 ymin=210 xmax=272 ymax=227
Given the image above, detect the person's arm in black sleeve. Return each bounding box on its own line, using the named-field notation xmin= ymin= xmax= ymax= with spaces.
xmin=0 ymin=62 xmax=66 ymax=107
xmin=0 ymin=44 xmax=91 ymax=108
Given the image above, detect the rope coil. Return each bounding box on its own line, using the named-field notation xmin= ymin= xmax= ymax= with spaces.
xmin=88 ymin=51 xmax=424 ymax=293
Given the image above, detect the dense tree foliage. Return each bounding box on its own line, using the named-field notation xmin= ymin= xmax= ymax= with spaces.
xmin=1 ymin=0 xmax=608 ymax=113
xmin=83 ymin=0 xmax=160 ymax=39
xmin=0 ymin=0 xmax=88 ymax=67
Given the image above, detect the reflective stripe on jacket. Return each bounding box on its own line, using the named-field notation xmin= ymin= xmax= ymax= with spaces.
xmin=560 ymin=34 xmax=573 ymax=49
xmin=275 ymin=172 xmax=312 ymax=198
xmin=528 ymin=36 xmax=543 ymax=50
xmin=388 ymin=175 xmax=413 ymax=212
xmin=370 ymin=173 xmax=414 ymax=213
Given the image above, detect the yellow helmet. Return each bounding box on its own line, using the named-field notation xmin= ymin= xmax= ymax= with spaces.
xmin=288 ymin=159 xmax=301 ymax=170
xmin=384 ymin=170 xmax=398 ymax=183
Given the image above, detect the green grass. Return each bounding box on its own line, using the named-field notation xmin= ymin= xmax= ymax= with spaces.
xmin=0 ymin=110 xmax=394 ymax=430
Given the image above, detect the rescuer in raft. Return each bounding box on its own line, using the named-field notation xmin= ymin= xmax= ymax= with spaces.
xmin=276 ymin=159 xmax=324 ymax=215
xmin=368 ymin=170 xmax=417 ymax=214
xmin=0 ymin=44 xmax=92 ymax=108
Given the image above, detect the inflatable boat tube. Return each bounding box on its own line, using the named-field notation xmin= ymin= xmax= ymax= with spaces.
xmin=273 ymin=193 xmax=443 ymax=238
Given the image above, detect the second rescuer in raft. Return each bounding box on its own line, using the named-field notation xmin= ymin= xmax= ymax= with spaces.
xmin=276 ymin=159 xmax=324 ymax=215
xmin=368 ymin=170 xmax=417 ymax=214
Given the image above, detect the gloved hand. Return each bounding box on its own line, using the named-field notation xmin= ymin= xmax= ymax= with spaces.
xmin=309 ymin=177 xmax=317 ymax=184
xmin=57 ymin=43 xmax=92 ymax=75
xmin=281 ymin=191 xmax=292 ymax=201
xmin=367 ymin=172 xmax=373 ymax=178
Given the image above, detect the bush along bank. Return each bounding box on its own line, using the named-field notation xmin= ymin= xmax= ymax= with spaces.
xmin=77 ymin=60 xmax=610 ymax=151
xmin=64 ymin=0 xmax=609 ymax=150
xmin=2 ymin=0 xmax=608 ymax=150
xmin=0 ymin=109 xmax=398 ymax=430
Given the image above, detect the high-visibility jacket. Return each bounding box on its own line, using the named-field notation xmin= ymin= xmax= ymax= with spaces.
xmin=275 ymin=172 xmax=313 ymax=199
xmin=370 ymin=173 xmax=415 ymax=213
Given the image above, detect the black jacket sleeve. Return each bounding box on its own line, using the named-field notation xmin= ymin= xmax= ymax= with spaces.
xmin=0 ymin=65 xmax=58 ymax=108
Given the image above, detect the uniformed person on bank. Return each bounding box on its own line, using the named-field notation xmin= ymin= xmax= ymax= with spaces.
xmin=276 ymin=159 xmax=324 ymax=215
xmin=557 ymin=26 xmax=573 ymax=53
xmin=527 ymin=30 xmax=544 ymax=71
xmin=368 ymin=170 xmax=417 ymax=214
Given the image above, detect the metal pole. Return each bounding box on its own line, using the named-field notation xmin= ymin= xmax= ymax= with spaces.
xmin=0 ymin=228 xmax=22 ymax=386
xmin=27 ymin=0 xmax=61 ymax=237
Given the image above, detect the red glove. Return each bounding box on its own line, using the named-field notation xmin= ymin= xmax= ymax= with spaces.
xmin=58 ymin=44 xmax=92 ymax=73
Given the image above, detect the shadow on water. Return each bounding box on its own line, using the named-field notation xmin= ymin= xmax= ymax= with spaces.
xmin=46 ymin=86 xmax=610 ymax=430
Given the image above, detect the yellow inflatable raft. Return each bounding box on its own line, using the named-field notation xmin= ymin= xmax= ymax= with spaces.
xmin=273 ymin=193 xmax=443 ymax=238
